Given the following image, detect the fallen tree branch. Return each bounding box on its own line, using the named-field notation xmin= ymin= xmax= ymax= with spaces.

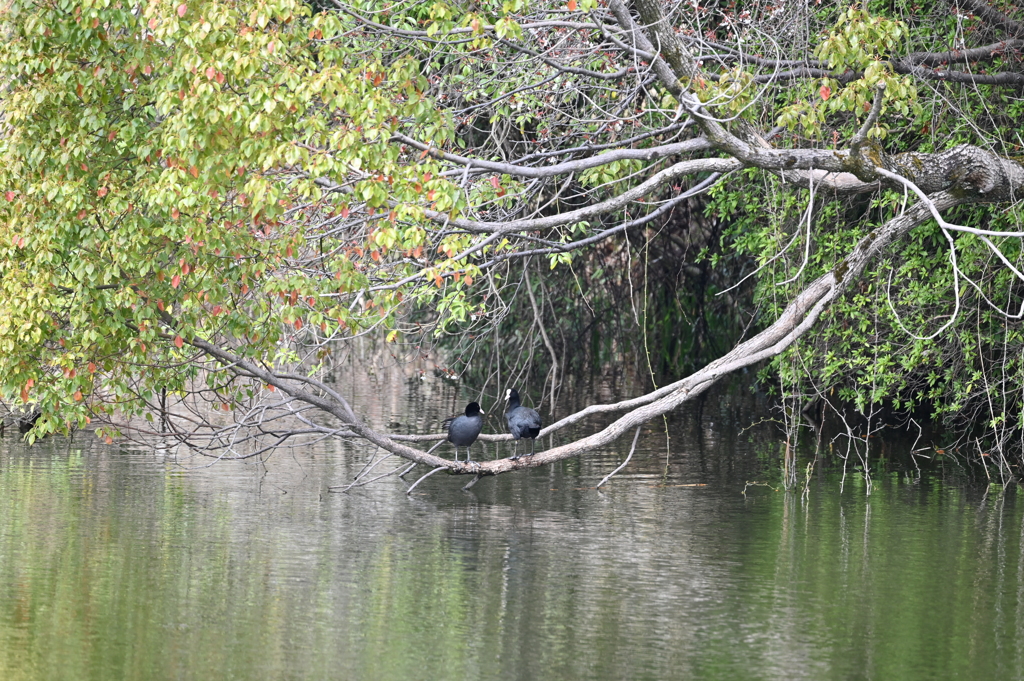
xmin=266 ymin=191 xmax=966 ymax=480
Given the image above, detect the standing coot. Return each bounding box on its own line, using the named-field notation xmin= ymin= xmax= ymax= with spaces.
xmin=445 ymin=402 xmax=485 ymax=463
xmin=504 ymin=388 xmax=542 ymax=460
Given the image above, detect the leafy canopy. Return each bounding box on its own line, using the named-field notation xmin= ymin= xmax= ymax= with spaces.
xmin=0 ymin=0 xmax=463 ymax=439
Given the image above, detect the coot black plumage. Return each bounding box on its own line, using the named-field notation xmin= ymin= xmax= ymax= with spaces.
xmin=504 ymin=388 xmax=542 ymax=460
xmin=445 ymin=402 xmax=485 ymax=463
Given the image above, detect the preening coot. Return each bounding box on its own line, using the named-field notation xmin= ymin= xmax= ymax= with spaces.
xmin=504 ymin=388 xmax=541 ymax=460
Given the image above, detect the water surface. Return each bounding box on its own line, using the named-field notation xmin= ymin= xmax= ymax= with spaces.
xmin=1 ymin=376 xmax=1022 ymax=680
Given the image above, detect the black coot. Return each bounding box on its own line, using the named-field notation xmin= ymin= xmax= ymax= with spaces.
xmin=445 ymin=402 xmax=485 ymax=463
xmin=504 ymin=388 xmax=542 ymax=460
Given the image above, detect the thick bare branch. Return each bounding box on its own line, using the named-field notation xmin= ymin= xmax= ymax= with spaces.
xmin=953 ymin=0 xmax=1024 ymax=37
xmin=393 ymin=132 xmax=713 ymax=179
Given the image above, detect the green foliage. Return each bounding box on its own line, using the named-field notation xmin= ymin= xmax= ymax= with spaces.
xmin=579 ymin=158 xmax=643 ymax=188
xmin=697 ymin=67 xmax=757 ymax=114
xmin=0 ymin=0 xmax=459 ymax=438
xmin=689 ymin=0 xmax=1024 ymax=457
xmin=776 ymin=7 xmax=921 ymax=141
xmin=713 ymin=175 xmax=1024 ymax=455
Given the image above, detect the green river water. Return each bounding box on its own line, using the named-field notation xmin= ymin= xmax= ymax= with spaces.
xmin=0 ymin=376 xmax=1022 ymax=680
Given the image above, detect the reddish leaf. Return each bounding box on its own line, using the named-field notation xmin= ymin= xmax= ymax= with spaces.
xmin=97 ymin=186 xmax=108 ymax=197
xmin=174 ymin=335 xmax=184 ymax=349
xmin=4 ymin=191 xmax=14 ymax=201
xmin=77 ymin=210 xmax=87 ymax=220
xmin=74 ymin=390 xmax=83 ymax=402
xmin=148 ymin=17 xmax=158 ymax=30
xmin=88 ymin=362 xmax=97 ymax=374
xmin=171 ymin=207 xmax=180 ymax=219
xmin=177 ymin=3 xmax=187 ymax=17
xmin=341 ymin=206 xmax=350 ymax=218
xmin=294 ymin=318 xmax=303 ymax=330
xmin=568 ymin=0 xmax=578 ymax=10
xmin=211 ymin=305 xmax=222 ymax=315
xmin=189 ymin=165 xmax=198 ymax=178
xmin=819 ymin=85 xmax=831 ymax=100
xmin=171 ymin=274 xmax=181 ymax=288
xmin=206 ymin=66 xmax=216 ymax=80
xmin=489 ymin=176 xmax=500 ymax=189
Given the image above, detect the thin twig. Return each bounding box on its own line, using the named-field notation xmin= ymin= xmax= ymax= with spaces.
xmin=596 ymin=426 xmax=642 ymax=488
xmin=347 ymin=446 xmax=384 ymax=482
xmin=397 ymin=461 xmax=419 ymax=479
xmin=850 ymin=83 xmax=886 ymax=155
xmin=331 ymin=453 xmax=395 ymax=491
xmin=525 ymin=262 xmax=559 ymax=414
xmin=332 ymin=463 xmax=408 ymax=493
xmin=406 ymin=466 xmax=446 ymax=495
